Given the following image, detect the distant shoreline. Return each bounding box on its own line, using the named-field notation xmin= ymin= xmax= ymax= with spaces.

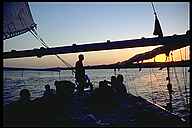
xmin=3 ymin=60 xmax=190 ymax=71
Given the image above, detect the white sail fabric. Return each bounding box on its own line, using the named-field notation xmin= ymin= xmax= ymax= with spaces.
xmin=3 ymin=2 xmax=36 ymax=40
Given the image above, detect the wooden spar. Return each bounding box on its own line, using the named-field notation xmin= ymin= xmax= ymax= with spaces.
xmin=3 ymin=34 xmax=190 ymax=59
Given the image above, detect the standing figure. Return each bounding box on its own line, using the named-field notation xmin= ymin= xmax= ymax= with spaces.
xmin=75 ymin=54 xmax=86 ymax=95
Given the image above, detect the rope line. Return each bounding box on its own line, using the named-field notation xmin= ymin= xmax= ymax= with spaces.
xmin=126 ymin=71 xmax=138 ymax=96
xmin=179 ymin=49 xmax=183 ymax=61
xmin=183 ymin=47 xmax=189 ymax=106
xmin=30 ymin=29 xmax=75 ymax=74
xmin=151 ymin=2 xmax=157 ymax=16
xmin=170 ymin=52 xmax=187 ymax=109
xmin=151 ymin=68 xmax=168 ymax=103
xmin=149 ymin=68 xmax=155 ymax=103
xmin=33 ymin=29 xmax=73 ymax=68
xmin=21 ymin=70 xmax=25 ymax=85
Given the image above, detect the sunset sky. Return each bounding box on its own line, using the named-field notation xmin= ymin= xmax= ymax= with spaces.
xmin=3 ymin=2 xmax=189 ymax=68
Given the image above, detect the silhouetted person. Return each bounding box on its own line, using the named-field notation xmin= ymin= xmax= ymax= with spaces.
xmin=75 ymin=54 xmax=86 ymax=95
xmin=18 ymin=89 xmax=32 ymax=104
xmin=99 ymin=80 xmax=107 ymax=89
xmin=88 ymin=80 xmax=116 ymax=114
xmin=4 ymin=89 xmax=34 ymax=123
xmin=54 ymin=80 xmax=75 ymax=99
xmin=116 ymin=74 xmax=127 ymax=96
xmin=110 ymin=76 xmax=118 ymax=94
xmin=104 ymin=76 xmax=118 ymax=95
xmin=110 ymin=76 xmax=117 ymax=85
xmin=43 ymin=84 xmax=54 ymax=97
xmin=52 ymin=80 xmax=75 ymax=123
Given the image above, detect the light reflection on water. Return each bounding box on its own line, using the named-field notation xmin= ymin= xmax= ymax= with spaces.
xmin=3 ymin=67 xmax=190 ymax=118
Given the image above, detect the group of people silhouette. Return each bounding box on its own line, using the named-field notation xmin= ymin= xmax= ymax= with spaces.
xmin=4 ymin=81 xmax=76 ymax=125
xmin=87 ymin=74 xmax=128 ymax=114
xmin=4 ymin=54 xmax=128 ymax=125
xmin=75 ymin=54 xmax=127 ymax=96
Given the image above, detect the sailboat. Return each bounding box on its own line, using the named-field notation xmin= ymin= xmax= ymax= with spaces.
xmin=3 ymin=2 xmax=190 ymax=127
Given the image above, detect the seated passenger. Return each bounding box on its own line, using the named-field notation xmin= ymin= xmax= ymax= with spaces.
xmin=110 ymin=76 xmax=118 ymax=94
xmin=5 ymin=89 xmax=34 ymax=122
xmin=116 ymin=74 xmax=128 ymax=96
xmin=91 ymin=81 xmax=110 ymax=104
xmin=54 ymin=80 xmax=75 ymax=98
xmin=99 ymin=81 xmax=106 ymax=89
xmin=104 ymin=76 xmax=118 ymax=95
xmin=87 ymin=80 xmax=117 ymax=114
xmin=33 ymin=80 xmax=76 ymax=122
xmin=43 ymin=84 xmax=55 ymax=97
xmin=18 ymin=89 xmax=32 ymax=104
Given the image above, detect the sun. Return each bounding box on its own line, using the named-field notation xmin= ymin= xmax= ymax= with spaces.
xmin=154 ymin=54 xmax=167 ymax=62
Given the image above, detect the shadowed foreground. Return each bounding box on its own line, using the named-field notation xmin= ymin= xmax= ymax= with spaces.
xmin=3 ymin=80 xmax=189 ymax=127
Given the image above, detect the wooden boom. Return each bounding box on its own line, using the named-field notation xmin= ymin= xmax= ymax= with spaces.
xmin=3 ymin=33 xmax=190 ymax=59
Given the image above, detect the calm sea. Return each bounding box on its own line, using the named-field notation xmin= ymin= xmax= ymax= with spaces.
xmin=3 ymin=67 xmax=190 ymax=118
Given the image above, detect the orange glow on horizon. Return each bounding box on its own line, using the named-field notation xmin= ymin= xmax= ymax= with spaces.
xmin=144 ymin=46 xmax=190 ymax=63
xmin=3 ymin=46 xmax=189 ymax=68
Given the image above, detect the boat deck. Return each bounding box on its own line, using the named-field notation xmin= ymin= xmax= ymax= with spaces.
xmin=4 ymin=90 xmax=188 ymax=127
xmin=68 ymin=91 xmax=187 ymax=127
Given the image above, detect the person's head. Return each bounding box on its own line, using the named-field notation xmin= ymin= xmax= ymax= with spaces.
xmin=117 ymin=74 xmax=124 ymax=83
xmin=45 ymin=84 xmax=50 ymax=91
xmin=54 ymin=80 xmax=75 ymax=97
xmin=99 ymin=81 xmax=105 ymax=89
xmin=103 ymin=80 xmax=110 ymax=87
xmin=99 ymin=80 xmax=110 ymax=89
xmin=111 ymin=76 xmax=116 ymax=83
xmin=78 ymin=54 xmax=84 ymax=61
xmin=20 ymin=89 xmax=31 ymax=101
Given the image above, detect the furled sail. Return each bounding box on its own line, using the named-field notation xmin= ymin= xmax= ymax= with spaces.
xmin=153 ymin=15 xmax=163 ymax=37
xmin=3 ymin=2 xmax=36 ymax=40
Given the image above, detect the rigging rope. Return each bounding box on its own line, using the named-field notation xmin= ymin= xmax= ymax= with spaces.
xmin=151 ymin=2 xmax=157 ymax=16
xmin=126 ymin=69 xmax=138 ymax=96
xmin=179 ymin=49 xmax=183 ymax=61
xmin=151 ymin=68 xmax=168 ymax=103
xmin=150 ymin=3 xmax=168 ymax=105
xmin=183 ymin=47 xmax=189 ymax=107
xmin=124 ymin=71 xmax=130 ymax=94
xmin=58 ymin=71 xmax=61 ymax=80
xmin=149 ymin=68 xmax=155 ymax=103
xmin=170 ymin=52 xmax=187 ymax=109
xmin=21 ymin=70 xmax=25 ymax=85
xmin=30 ymin=29 xmax=75 ymax=74
xmin=150 ymin=3 xmax=165 ymax=104
xmin=184 ymin=47 xmax=188 ymax=86
xmin=137 ymin=67 xmax=144 ymax=96
xmin=38 ymin=72 xmax=41 ymax=86
xmin=18 ymin=11 xmax=75 ymax=74
xmin=133 ymin=72 xmax=139 ymax=96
